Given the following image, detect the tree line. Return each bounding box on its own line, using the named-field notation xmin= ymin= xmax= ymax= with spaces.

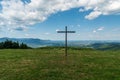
xmin=0 ymin=40 xmax=31 ymax=49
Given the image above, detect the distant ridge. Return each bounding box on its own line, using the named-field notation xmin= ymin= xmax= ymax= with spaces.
xmin=0 ymin=37 xmax=52 ymax=48
xmin=90 ymin=43 xmax=120 ymax=50
xmin=0 ymin=37 xmax=120 ymax=50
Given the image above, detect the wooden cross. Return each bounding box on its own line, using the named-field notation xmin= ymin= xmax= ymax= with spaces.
xmin=57 ymin=26 xmax=76 ymax=56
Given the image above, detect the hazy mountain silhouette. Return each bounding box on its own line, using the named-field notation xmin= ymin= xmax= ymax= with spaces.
xmin=0 ymin=37 xmax=52 ymax=48
xmin=0 ymin=37 xmax=119 ymax=50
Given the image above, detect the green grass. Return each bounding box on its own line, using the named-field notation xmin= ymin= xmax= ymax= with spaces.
xmin=0 ymin=48 xmax=120 ymax=80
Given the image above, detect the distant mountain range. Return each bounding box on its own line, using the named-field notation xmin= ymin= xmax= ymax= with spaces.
xmin=89 ymin=43 xmax=120 ymax=50
xmin=0 ymin=37 xmax=120 ymax=50
xmin=0 ymin=37 xmax=53 ymax=48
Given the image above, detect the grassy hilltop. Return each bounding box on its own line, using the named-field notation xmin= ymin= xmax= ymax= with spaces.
xmin=0 ymin=47 xmax=120 ymax=80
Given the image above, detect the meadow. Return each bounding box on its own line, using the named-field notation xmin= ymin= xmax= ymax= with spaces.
xmin=0 ymin=47 xmax=120 ymax=80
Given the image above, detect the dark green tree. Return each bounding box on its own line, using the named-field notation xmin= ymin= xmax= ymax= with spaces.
xmin=20 ymin=43 xmax=28 ymax=49
xmin=12 ymin=41 xmax=19 ymax=49
xmin=0 ymin=42 xmax=4 ymax=49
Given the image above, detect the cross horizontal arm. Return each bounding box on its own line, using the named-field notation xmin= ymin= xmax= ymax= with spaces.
xmin=57 ymin=31 xmax=76 ymax=33
xmin=67 ymin=31 xmax=76 ymax=33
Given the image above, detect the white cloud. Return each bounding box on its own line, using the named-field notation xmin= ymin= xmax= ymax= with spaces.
xmin=25 ymin=34 xmax=29 ymax=37
xmin=93 ymin=27 xmax=104 ymax=33
xmin=8 ymin=27 xmax=13 ymax=32
xmin=0 ymin=0 xmax=120 ymax=29
xmin=56 ymin=29 xmax=60 ymax=32
xmin=85 ymin=11 xmax=102 ymax=20
xmin=13 ymin=26 xmax=28 ymax=31
xmin=97 ymin=27 xmax=104 ymax=31
xmin=45 ymin=32 xmax=50 ymax=35
xmin=79 ymin=8 xmax=85 ymax=12
xmin=93 ymin=30 xmax=97 ymax=33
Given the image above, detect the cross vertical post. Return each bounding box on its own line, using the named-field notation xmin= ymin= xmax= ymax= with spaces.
xmin=65 ymin=26 xmax=67 ymax=56
xmin=57 ymin=26 xmax=76 ymax=56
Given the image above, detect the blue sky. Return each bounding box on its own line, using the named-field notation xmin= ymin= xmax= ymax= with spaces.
xmin=0 ymin=0 xmax=120 ymax=40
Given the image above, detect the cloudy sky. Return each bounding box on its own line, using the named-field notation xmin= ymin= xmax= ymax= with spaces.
xmin=0 ymin=0 xmax=120 ymax=40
